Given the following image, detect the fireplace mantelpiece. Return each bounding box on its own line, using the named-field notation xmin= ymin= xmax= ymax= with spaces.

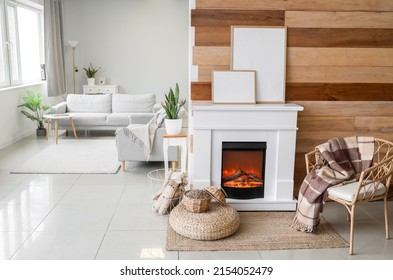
xmin=188 ymin=102 xmax=303 ymax=211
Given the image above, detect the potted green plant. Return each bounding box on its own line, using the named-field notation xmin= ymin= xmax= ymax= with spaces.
xmin=83 ymin=63 xmax=101 ymax=86
xmin=161 ymin=83 xmax=186 ymax=135
xmin=18 ymin=89 xmax=52 ymax=137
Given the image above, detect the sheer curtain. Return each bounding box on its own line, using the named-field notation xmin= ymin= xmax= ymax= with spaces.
xmin=44 ymin=0 xmax=66 ymax=97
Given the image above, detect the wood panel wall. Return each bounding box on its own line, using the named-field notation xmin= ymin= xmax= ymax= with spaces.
xmin=191 ymin=0 xmax=393 ymax=198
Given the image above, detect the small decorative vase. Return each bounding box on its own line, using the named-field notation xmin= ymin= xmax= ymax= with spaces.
xmin=87 ymin=78 xmax=95 ymax=86
xmin=165 ymin=119 xmax=182 ymax=135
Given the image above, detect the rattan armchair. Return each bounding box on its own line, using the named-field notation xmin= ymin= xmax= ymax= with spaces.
xmin=305 ymin=138 xmax=393 ymax=255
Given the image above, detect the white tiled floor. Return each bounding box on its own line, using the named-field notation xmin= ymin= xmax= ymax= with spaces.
xmin=0 ymin=133 xmax=392 ymax=260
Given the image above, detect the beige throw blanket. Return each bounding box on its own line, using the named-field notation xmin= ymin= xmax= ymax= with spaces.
xmin=292 ymin=136 xmax=374 ymax=233
xmin=118 ymin=109 xmax=167 ymax=160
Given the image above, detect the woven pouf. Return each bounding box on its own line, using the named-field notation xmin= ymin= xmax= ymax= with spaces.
xmin=169 ymin=202 xmax=240 ymax=240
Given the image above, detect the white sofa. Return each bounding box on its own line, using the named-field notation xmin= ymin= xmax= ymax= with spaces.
xmin=50 ymin=93 xmax=158 ymax=130
xmin=50 ymin=93 xmax=178 ymax=166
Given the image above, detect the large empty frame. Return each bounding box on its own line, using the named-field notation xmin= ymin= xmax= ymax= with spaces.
xmin=231 ymin=26 xmax=287 ymax=103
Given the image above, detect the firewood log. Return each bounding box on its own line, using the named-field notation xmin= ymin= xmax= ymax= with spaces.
xmin=152 ymin=193 xmax=163 ymax=212
xmin=152 ymin=169 xmax=174 ymax=200
xmin=158 ymin=180 xmax=178 ymax=215
xmin=153 ymin=172 xmax=189 ymax=214
xmin=222 ymin=169 xmax=246 ymax=182
xmin=247 ymin=173 xmax=263 ymax=182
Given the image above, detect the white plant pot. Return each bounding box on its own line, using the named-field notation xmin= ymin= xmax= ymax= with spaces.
xmin=87 ymin=78 xmax=95 ymax=86
xmin=165 ymin=119 xmax=182 ymax=135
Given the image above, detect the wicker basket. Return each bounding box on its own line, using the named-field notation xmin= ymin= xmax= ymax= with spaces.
xmin=182 ymin=189 xmax=211 ymax=213
xmin=204 ymin=186 xmax=227 ymax=206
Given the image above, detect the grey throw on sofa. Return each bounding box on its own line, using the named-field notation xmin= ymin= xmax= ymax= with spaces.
xmin=116 ymin=121 xmax=177 ymax=171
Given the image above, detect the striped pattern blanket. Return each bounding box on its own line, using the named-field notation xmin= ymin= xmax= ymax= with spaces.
xmin=292 ymin=136 xmax=374 ymax=233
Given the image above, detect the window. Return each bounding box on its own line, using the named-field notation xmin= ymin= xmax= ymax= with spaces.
xmin=0 ymin=0 xmax=43 ymax=88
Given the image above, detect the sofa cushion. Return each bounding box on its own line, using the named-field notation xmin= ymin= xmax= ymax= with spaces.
xmin=106 ymin=113 xmax=132 ymax=126
xmin=106 ymin=113 xmax=156 ymax=126
xmin=67 ymin=94 xmax=112 ymax=113
xmin=112 ymin=94 xmax=155 ymax=113
xmin=60 ymin=113 xmax=109 ymax=126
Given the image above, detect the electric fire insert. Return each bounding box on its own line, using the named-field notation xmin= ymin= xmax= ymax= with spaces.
xmin=221 ymin=142 xmax=266 ymax=199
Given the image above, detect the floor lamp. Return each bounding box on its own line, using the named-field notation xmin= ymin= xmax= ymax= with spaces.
xmin=68 ymin=40 xmax=79 ymax=93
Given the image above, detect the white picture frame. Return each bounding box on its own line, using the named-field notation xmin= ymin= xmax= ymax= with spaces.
xmin=231 ymin=26 xmax=287 ymax=103
xmin=212 ymin=70 xmax=256 ymax=104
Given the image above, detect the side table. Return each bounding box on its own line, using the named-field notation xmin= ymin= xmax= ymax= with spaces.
xmin=163 ymin=131 xmax=187 ymax=177
xmin=44 ymin=114 xmax=78 ymax=144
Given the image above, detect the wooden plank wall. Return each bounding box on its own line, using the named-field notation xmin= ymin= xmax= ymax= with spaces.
xmin=191 ymin=0 xmax=393 ymax=198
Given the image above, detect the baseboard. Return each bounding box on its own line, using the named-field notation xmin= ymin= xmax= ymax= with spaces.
xmin=0 ymin=129 xmax=35 ymax=150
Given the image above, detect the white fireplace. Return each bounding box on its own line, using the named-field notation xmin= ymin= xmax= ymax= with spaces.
xmin=188 ymin=102 xmax=303 ymax=211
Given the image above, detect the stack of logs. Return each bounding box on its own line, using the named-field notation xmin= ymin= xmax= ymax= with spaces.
xmin=152 ymin=170 xmax=188 ymax=215
xmin=223 ymin=169 xmax=263 ymax=188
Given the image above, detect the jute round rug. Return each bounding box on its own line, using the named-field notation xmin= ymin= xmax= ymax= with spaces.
xmin=166 ymin=211 xmax=348 ymax=251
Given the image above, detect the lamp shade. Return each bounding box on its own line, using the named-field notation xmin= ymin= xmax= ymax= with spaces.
xmin=68 ymin=40 xmax=79 ymax=48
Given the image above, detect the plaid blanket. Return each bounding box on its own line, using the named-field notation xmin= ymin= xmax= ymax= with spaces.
xmin=291 ymin=136 xmax=374 ymax=233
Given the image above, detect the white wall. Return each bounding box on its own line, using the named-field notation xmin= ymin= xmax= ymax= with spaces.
xmin=62 ymin=0 xmax=189 ymax=103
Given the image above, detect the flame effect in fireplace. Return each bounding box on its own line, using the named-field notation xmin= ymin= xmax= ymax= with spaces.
xmin=222 ymin=169 xmax=263 ymax=188
xmin=221 ymin=150 xmax=264 ymax=189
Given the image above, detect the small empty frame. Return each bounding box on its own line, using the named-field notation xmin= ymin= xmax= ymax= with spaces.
xmin=212 ymin=70 xmax=256 ymax=104
xmin=231 ymin=26 xmax=287 ymax=103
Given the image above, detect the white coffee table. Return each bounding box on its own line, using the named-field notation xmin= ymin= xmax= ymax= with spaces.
xmin=44 ymin=114 xmax=77 ymax=144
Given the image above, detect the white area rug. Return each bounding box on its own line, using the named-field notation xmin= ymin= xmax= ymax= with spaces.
xmin=11 ymin=139 xmax=120 ymax=174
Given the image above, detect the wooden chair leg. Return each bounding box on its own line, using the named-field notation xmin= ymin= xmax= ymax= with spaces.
xmin=349 ymin=205 xmax=356 ymax=255
xmin=346 ymin=211 xmax=350 ymax=222
xmin=121 ymin=161 xmax=125 ymax=172
xmin=384 ymin=196 xmax=390 ymax=240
